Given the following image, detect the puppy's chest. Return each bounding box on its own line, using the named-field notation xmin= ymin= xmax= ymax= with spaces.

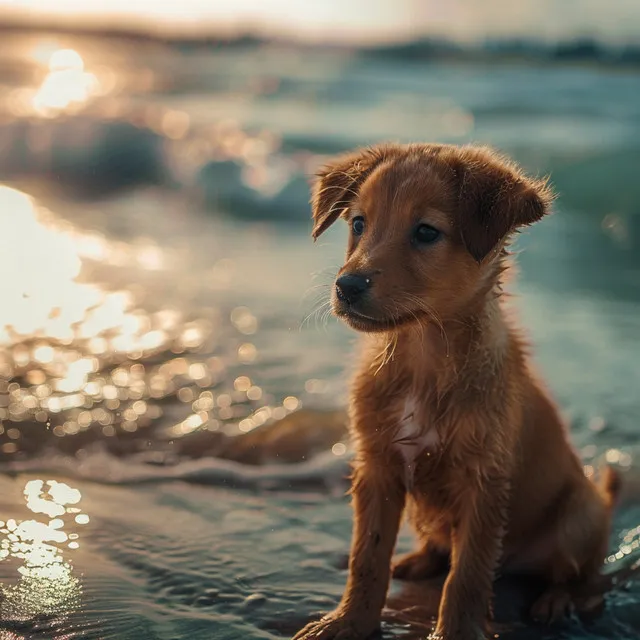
xmin=391 ymin=397 xmax=440 ymax=490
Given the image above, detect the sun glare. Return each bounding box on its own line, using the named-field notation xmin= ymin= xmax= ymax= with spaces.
xmin=32 ymin=47 xmax=99 ymax=116
xmin=0 ymin=186 xmax=167 ymax=371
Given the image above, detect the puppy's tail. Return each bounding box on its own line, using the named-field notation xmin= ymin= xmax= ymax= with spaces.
xmin=597 ymin=464 xmax=622 ymax=511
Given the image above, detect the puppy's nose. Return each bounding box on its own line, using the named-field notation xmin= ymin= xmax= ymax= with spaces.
xmin=335 ymin=273 xmax=372 ymax=304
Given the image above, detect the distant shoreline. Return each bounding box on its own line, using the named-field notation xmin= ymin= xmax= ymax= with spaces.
xmin=1 ymin=19 xmax=639 ymax=69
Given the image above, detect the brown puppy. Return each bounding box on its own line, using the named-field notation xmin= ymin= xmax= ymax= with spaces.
xmin=293 ymin=143 xmax=619 ymax=640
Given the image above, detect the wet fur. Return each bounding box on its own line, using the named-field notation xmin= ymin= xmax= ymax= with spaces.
xmin=293 ymin=143 xmax=620 ymax=640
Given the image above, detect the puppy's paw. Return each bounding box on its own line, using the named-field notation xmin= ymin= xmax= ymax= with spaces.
xmin=432 ymin=613 xmax=487 ymax=640
xmin=392 ymin=548 xmax=447 ymax=581
xmin=292 ymin=610 xmax=378 ymax=640
xmin=530 ymin=586 xmax=574 ymax=624
xmin=430 ymin=624 xmax=486 ymax=640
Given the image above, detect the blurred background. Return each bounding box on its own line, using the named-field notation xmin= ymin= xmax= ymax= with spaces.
xmin=0 ymin=1 xmax=639 ymax=639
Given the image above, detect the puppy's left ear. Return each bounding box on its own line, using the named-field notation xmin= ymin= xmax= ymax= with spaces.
xmin=452 ymin=148 xmax=554 ymax=262
xmin=310 ymin=145 xmax=398 ymax=240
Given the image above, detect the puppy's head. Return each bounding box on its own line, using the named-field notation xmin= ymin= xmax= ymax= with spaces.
xmin=311 ymin=143 xmax=553 ymax=333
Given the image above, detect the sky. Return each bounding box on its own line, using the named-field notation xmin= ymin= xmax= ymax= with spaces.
xmin=0 ymin=0 xmax=639 ymax=45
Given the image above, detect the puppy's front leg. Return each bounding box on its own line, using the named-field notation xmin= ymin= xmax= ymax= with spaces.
xmin=433 ymin=474 xmax=509 ymax=640
xmin=293 ymin=461 xmax=405 ymax=640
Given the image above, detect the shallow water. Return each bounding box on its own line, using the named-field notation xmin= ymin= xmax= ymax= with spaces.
xmin=0 ymin=27 xmax=639 ymax=640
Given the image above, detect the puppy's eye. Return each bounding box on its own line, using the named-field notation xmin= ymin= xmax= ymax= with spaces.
xmin=351 ymin=216 xmax=365 ymax=236
xmin=414 ymin=224 xmax=441 ymax=245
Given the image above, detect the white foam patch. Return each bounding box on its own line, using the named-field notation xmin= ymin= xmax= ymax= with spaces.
xmin=1 ymin=446 xmax=353 ymax=493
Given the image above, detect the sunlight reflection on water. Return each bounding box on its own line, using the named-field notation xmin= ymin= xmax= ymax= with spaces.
xmin=0 ymin=186 xmax=180 ymax=450
xmin=32 ymin=48 xmax=100 ymax=117
xmin=0 ymin=186 xmax=168 ymax=354
xmin=0 ymin=479 xmax=86 ymax=623
xmin=0 ymin=185 xmax=307 ymax=461
xmin=5 ymin=44 xmax=106 ymax=119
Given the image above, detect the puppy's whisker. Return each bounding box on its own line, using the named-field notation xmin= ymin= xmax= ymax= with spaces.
xmin=300 ymin=292 xmax=330 ymax=322
xmin=392 ymin=299 xmax=427 ymax=362
xmin=299 ymin=298 xmax=331 ymax=332
xmin=302 ymin=283 xmax=332 ymax=304
xmin=373 ymin=329 xmax=397 ymax=375
xmin=300 ymin=274 xmax=335 ymax=323
xmin=401 ymin=293 xmax=450 ymax=358
xmin=319 ymin=304 xmax=334 ymax=333
xmin=315 ymin=303 xmax=333 ymax=334
xmin=309 ymin=267 xmax=338 ymax=281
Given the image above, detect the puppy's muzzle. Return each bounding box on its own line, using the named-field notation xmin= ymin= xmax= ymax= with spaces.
xmin=335 ymin=273 xmax=373 ymax=305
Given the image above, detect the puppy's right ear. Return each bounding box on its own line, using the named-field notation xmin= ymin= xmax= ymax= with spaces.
xmin=311 ymin=145 xmax=395 ymax=240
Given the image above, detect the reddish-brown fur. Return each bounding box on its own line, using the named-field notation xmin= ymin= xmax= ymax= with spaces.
xmin=292 ymin=143 xmax=619 ymax=640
